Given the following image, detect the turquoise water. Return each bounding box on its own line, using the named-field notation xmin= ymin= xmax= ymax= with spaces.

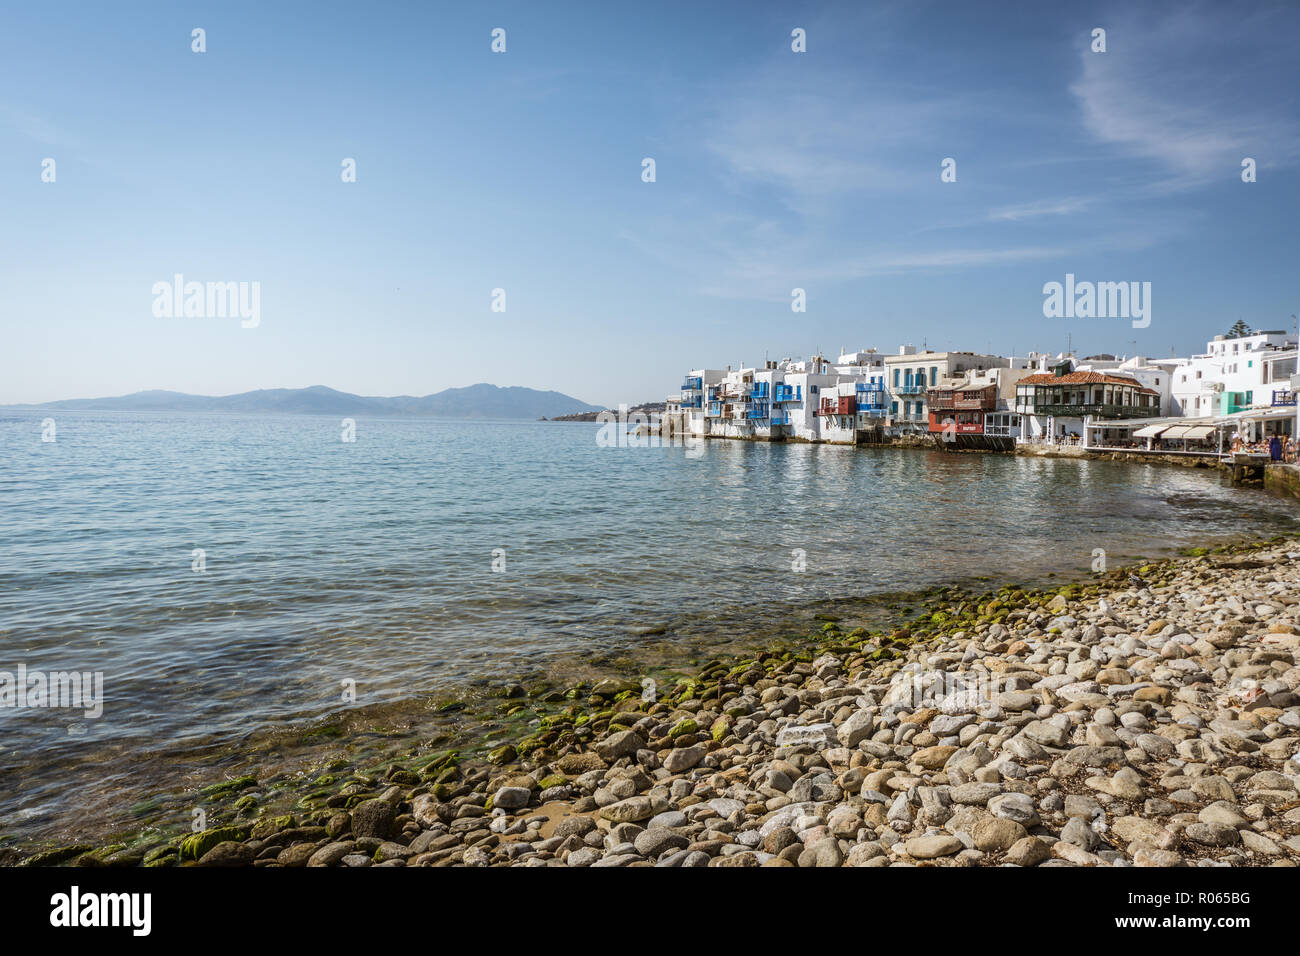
xmin=0 ymin=410 xmax=1295 ymax=844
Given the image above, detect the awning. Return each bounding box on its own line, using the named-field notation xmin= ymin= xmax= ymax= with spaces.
xmin=1183 ymin=425 xmax=1215 ymax=440
xmin=1132 ymin=424 xmax=1168 ymax=438
xmin=1161 ymin=425 xmax=1193 ymax=439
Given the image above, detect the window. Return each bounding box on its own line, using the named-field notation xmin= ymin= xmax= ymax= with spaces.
xmin=890 ymin=401 xmax=898 ymax=414
xmin=892 ymin=369 xmax=899 ymax=387
xmin=930 ymin=366 xmax=938 ymax=383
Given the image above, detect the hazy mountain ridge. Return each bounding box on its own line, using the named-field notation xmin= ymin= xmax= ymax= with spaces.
xmin=16 ymin=383 xmax=605 ymax=419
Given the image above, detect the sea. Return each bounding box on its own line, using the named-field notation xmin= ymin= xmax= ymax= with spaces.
xmin=1 ymin=410 xmax=1295 ymax=847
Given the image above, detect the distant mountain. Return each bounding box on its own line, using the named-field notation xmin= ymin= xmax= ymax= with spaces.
xmin=19 ymin=384 xmax=604 ymax=420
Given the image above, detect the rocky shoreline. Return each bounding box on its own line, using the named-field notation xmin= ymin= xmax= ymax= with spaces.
xmin=11 ymin=537 xmax=1300 ymax=868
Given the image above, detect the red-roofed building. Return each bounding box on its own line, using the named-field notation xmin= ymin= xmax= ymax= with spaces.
xmin=1015 ymin=368 xmax=1160 ymax=442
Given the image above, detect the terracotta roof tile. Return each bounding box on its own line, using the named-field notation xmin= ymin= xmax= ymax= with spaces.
xmin=1016 ymin=370 xmax=1159 ymax=394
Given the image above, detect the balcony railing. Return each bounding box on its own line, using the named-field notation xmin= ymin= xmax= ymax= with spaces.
xmin=954 ymin=395 xmax=995 ymax=410
xmin=855 ymin=386 xmax=887 ymax=409
xmin=682 ymin=377 xmax=703 ymax=391
xmin=895 ymin=384 xmax=926 ymax=395
xmin=769 ymin=412 xmax=790 ymax=426
xmin=1030 ymin=403 xmax=1153 ymax=419
xmin=747 ymin=403 xmax=771 ymax=420
xmin=817 ymin=398 xmax=857 ymax=417
xmin=774 ymin=385 xmax=802 ymax=403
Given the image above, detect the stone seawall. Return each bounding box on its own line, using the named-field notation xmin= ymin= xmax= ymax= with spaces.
xmin=1266 ymin=464 xmax=1300 ymax=499
xmin=682 ymin=431 xmax=1255 ymax=476
xmin=1016 ymin=445 xmax=1222 ymax=470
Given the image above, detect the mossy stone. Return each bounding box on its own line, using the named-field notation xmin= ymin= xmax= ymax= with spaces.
xmin=179 ymin=826 xmax=248 ymax=862
xmin=200 ymin=775 xmax=257 ymax=799
xmin=668 ymin=718 xmax=698 ymax=739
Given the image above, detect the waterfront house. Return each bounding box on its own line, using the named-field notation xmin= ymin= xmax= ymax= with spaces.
xmin=816 ymin=380 xmax=860 ymax=442
xmin=927 ymin=381 xmax=997 ymax=436
xmin=1073 ymin=354 xmax=1180 ymax=416
xmin=674 ymin=353 xmax=895 ymax=444
xmin=1015 ymin=368 xmax=1160 ymax=443
xmin=1170 ymin=331 xmax=1296 ymax=417
xmin=884 ymin=347 xmax=1009 ymax=434
xmin=676 ymin=368 xmax=726 ymax=437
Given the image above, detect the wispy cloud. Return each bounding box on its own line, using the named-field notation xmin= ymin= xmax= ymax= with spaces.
xmin=621 ymin=213 xmax=1072 ymax=302
xmin=1069 ymin=2 xmax=1300 ymax=188
xmin=0 ymin=105 xmax=67 ymax=145
xmin=987 ymin=197 xmax=1092 ymax=221
xmin=703 ymin=83 xmax=947 ymax=198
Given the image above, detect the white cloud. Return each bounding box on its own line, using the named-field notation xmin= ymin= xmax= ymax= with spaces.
xmin=703 ymin=85 xmax=940 ymax=197
xmin=0 ymin=105 xmax=66 ymax=145
xmin=987 ymin=197 xmax=1092 ymax=222
xmin=1070 ymin=3 xmax=1300 ymax=187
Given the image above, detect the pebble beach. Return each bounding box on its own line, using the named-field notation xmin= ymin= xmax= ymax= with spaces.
xmin=15 ymin=534 xmax=1300 ymax=869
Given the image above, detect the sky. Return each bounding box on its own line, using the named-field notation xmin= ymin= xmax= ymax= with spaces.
xmin=2 ymin=0 xmax=1298 ymax=407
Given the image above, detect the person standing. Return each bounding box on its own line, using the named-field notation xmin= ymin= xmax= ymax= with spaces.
xmin=1269 ymin=434 xmax=1282 ymax=461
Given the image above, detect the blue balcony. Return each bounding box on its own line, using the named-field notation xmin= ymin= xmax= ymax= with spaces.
xmin=752 ymin=382 xmax=769 ymax=399
xmin=774 ymin=384 xmax=802 ymax=403
xmin=747 ymin=402 xmax=771 ymax=420
xmin=706 ymin=402 xmax=723 ymax=417
xmin=770 ymin=412 xmax=791 ymax=425
xmin=682 ymin=376 xmax=703 ymax=391
xmin=679 ymin=396 xmax=702 ymax=409
xmin=896 ymin=384 xmax=926 ymax=395
xmin=856 ymin=384 xmax=887 ymax=409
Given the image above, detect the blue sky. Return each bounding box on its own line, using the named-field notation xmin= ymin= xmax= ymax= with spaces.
xmin=2 ymin=0 xmax=1297 ymax=406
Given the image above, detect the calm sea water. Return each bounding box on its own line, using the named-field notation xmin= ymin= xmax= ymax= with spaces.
xmin=1 ymin=410 xmax=1296 ymax=845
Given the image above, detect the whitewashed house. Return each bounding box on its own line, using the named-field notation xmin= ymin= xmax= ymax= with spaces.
xmin=1170 ymin=331 xmax=1296 ymax=417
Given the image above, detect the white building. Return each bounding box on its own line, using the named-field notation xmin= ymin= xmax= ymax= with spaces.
xmin=1074 ymin=354 xmax=1180 ymax=416
xmin=674 ymin=368 xmax=726 ymax=437
xmin=883 ymin=347 xmax=1009 ymax=433
xmin=671 ymin=353 xmax=893 ymax=444
xmin=1015 ymin=364 xmax=1160 ymax=443
xmin=1171 ymin=331 xmax=1296 ymax=417
xmin=960 ymin=365 xmax=1034 ymax=437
